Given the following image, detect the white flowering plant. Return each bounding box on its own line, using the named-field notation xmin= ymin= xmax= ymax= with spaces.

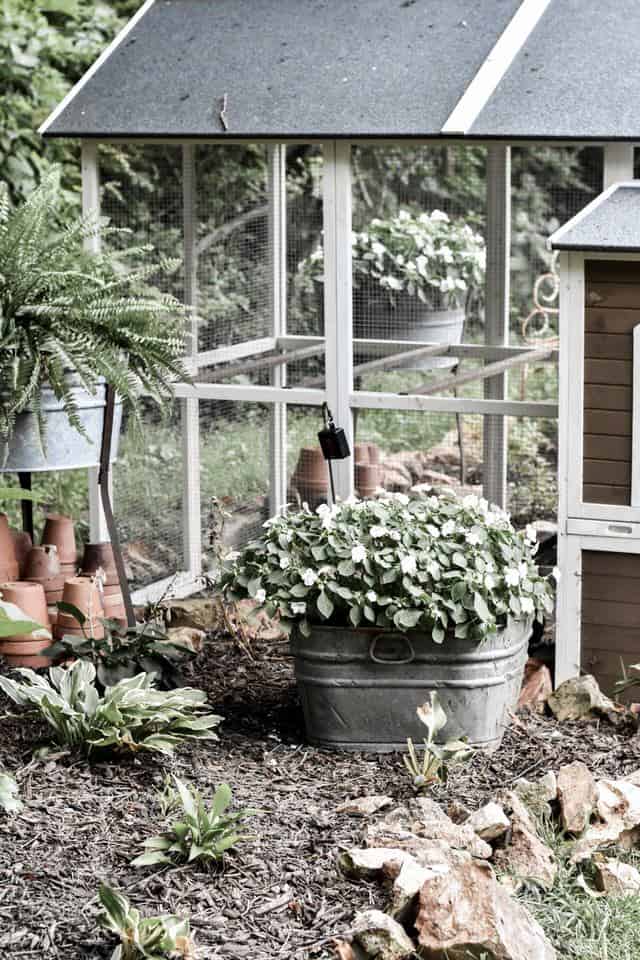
xmin=219 ymin=490 xmax=554 ymax=645
xmin=300 ymin=210 xmax=485 ymax=310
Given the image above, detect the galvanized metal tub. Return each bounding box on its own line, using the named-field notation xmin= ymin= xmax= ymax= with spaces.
xmin=291 ymin=618 xmax=531 ymax=752
xmin=354 ymin=300 xmax=465 ymax=370
xmin=1 ymin=377 xmax=122 ymax=473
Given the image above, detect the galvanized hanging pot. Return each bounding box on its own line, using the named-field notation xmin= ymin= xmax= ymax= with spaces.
xmin=0 ymin=374 xmax=122 ymax=473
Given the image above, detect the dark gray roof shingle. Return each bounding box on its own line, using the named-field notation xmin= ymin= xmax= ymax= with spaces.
xmin=550 ymin=183 xmax=640 ymax=251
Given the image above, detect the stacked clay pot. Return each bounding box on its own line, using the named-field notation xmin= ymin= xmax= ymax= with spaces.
xmin=54 ymin=576 xmax=105 ymax=640
xmin=10 ymin=529 xmax=32 ymax=578
xmin=41 ymin=514 xmax=77 ymax=580
xmin=291 ymin=447 xmax=328 ymax=507
xmin=0 ymin=580 xmax=52 ymax=668
xmin=24 ymin=544 xmax=65 ymax=628
xmin=354 ymin=442 xmax=383 ymax=499
xmin=0 ymin=514 xmax=19 ymax=582
xmin=80 ymin=542 xmax=126 ymax=625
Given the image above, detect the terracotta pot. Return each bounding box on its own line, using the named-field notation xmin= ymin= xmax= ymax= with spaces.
xmin=0 ymin=515 xmax=19 ymax=580
xmin=367 ymin=443 xmax=382 ymax=465
xmin=292 ymin=447 xmax=328 ymax=506
xmin=355 ymin=462 xmax=382 ymax=499
xmin=81 ymin=542 xmax=117 ymax=575
xmin=24 ymin=544 xmax=61 ymax=581
xmin=1 ymin=637 xmax=52 ymax=656
xmin=41 ymin=515 xmax=77 ymax=564
xmin=103 ymin=593 xmax=126 ymax=622
xmin=3 ymin=653 xmax=52 ymax=669
xmin=44 ymin=588 xmax=64 ymax=604
xmin=354 ymin=442 xmax=371 ymax=464
xmin=10 ymin=530 xmax=32 ymax=577
xmin=0 ymin=581 xmax=50 ymax=643
xmin=54 ymin=622 xmax=105 ymax=640
xmin=101 ymin=583 xmax=123 ymax=597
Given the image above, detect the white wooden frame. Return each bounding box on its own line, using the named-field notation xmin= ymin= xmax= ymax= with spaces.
xmin=268 ymin=145 xmax=288 ymax=515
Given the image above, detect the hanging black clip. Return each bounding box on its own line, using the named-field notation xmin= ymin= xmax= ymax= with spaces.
xmin=318 ymin=402 xmax=351 ymax=460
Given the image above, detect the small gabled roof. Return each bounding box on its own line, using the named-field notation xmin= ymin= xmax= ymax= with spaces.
xmin=550 ymin=182 xmax=640 ymax=253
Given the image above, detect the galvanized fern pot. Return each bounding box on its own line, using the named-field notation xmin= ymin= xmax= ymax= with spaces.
xmin=353 ymin=294 xmax=464 ymax=370
xmin=0 ymin=375 xmax=122 ymax=473
xmin=291 ymin=617 xmax=531 ymax=753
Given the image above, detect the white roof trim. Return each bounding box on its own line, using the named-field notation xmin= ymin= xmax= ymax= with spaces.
xmin=38 ymin=0 xmax=157 ymax=136
xmin=548 ymin=181 xmax=640 ymax=249
xmin=441 ymin=0 xmax=553 ymax=135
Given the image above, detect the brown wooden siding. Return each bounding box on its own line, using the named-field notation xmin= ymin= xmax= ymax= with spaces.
xmin=583 ymin=261 xmax=640 ymax=505
xmin=582 ymin=550 xmax=640 ymax=698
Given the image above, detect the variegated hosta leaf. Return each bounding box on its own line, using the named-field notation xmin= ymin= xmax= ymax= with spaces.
xmin=0 ymin=771 xmax=22 ymax=815
xmin=98 ymin=884 xmax=193 ymax=958
xmin=416 ymin=691 xmax=448 ymax=740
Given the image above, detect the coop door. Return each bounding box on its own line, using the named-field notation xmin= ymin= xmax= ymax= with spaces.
xmin=581 ymin=550 xmax=640 ymax=699
xmin=570 ymin=259 xmax=640 ymax=523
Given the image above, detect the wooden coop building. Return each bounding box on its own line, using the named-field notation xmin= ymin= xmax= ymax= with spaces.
xmin=40 ymin=0 xmax=640 ymax=684
xmin=553 ymin=184 xmax=640 ymax=690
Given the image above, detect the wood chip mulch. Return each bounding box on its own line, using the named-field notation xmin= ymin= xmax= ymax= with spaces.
xmin=2 ymin=635 xmax=640 ymax=959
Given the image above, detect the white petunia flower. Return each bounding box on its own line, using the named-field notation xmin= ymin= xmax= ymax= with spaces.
xmin=400 ymin=554 xmax=417 ymax=576
xmin=520 ymin=596 xmax=535 ymax=614
xmin=366 ymin=590 xmax=377 ymax=603
xmin=291 ymin=601 xmax=306 ymax=615
xmin=370 ymin=525 xmax=387 ymax=538
xmin=280 ymin=556 xmax=291 ymax=570
xmin=255 ymin=588 xmax=266 ymax=604
xmin=302 ymin=568 xmax=317 ymax=586
xmin=352 ymin=544 xmax=367 ymax=563
xmin=504 ymin=568 xmax=520 ymax=587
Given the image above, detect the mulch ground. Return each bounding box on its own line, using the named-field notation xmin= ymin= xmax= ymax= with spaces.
xmin=2 ymin=635 xmax=640 ymax=959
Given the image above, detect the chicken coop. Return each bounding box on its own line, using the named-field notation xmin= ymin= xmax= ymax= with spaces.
xmin=39 ymin=0 xmax=640 ymax=683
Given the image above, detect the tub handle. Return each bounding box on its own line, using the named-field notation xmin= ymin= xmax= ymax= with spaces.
xmin=369 ymin=633 xmax=415 ymax=665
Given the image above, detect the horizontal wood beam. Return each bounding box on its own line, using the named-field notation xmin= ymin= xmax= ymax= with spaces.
xmin=277 ymin=334 xmax=558 ymax=363
xmin=351 ymin=390 xmax=557 ymax=418
xmin=172 ymin=382 xmax=326 ymax=405
xmin=198 ymin=343 xmax=325 ymax=382
xmin=413 ymin=347 xmax=554 ymax=396
xmin=194 ymin=336 xmax=276 ymax=370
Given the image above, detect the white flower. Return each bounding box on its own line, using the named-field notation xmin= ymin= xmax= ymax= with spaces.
xmin=552 ymin=566 xmax=561 ymax=583
xmin=291 ymin=601 xmax=306 ymax=615
xmin=352 ymin=544 xmax=367 ymax=563
xmin=280 ymin=556 xmax=291 ymax=570
xmin=430 ymin=209 xmax=449 ymax=222
xmin=518 ymin=561 xmax=529 ymax=579
xmin=366 ymin=590 xmax=377 ymax=603
xmin=302 ymin=568 xmax=317 ymax=587
xmin=442 ymin=519 xmax=456 ymax=536
xmin=520 ymin=596 xmax=535 ymax=614
xmin=370 ymin=525 xmax=387 ymax=538
xmin=400 ymin=554 xmax=417 ymax=576
xmin=484 ymin=573 xmax=495 ymax=590
xmin=466 ymin=531 xmax=481 ymax=546
xmin=255 ymin=588 xmax=266 ymax=604
xmin=462 ymin=494 xmax=479 ymax=509
xmin=525 ymin=523 xmax=537 ymax=543
xmin=390 ymin=530 xmax=402 ymax=542
xmin=504 ymin=568 xmax=520 ymax=587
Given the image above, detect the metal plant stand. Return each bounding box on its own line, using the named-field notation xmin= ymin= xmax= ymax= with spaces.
xmin=16 ymin=382 xmax=135 ymax=628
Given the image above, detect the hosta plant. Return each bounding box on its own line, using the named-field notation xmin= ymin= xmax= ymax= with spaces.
xmin=44 ymin=613 xmax=197 ymax=690
xmin=0 ymin=660 xmax=221 ymax=757
xmin=299 ymin=209 xmax=485 ymax=309
xmin=0 ymin=167 xmax=187 ymax=446
xmin=0 ymin=770 xmax=22 ymax=814
xmin=220 ymin=490 xmax=554 ymax=644
xmin=132 ymin=777 xmax=254 ymax=869
xmin=403 ymin=693 xmax=472 ymax=792
xmin=98 ymin=884 xmax=194 ymax=960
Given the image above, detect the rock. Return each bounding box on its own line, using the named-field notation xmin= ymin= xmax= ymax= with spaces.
xmin=339 ymin=847 xmax=414 ymax=881
xmin=469 ymin=802 xmax=510 ymax=841
xmin=512 ymin=772 xmax=557 ymax=819
xmin=571 ymin=778 xmax=640 ymax=863
xmin=518 ymin=658 xmax=553 ymax=714
xmin=163 ymin=598 xmax=221 ymax=631
xmin=557 ymin=761 xmax=597 ymax=834
xmin=547 ymin=675 xmax=637 ymax=729
xmin=446 ymin=799 xmax=471 ymax=824
xmin=380 ymin=468 xmax=412 ymax=493
xmin=367 ymin=798 xmax=491 ymax=860
xmin=352 ymin=910 xmax=415 ymax=959
xmin=389 ymin=856 xmax=448 ymax=923
xmin=337 ymin=795 xmax=394 ymax=817
xmin=493 ymin=792 xmax=557 ymax=890
xmin=165 ymin=626 xmax=206 ymax=654
xmin=415 ymin=857 xmax=557 ymax=959
xmin=594 ymin=856 xmax=640 ymax=896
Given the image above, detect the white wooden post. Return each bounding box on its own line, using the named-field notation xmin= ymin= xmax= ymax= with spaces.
xmin=322 ymin=141 xmax=354 ymax=500
xmin=268 ymin=144 xmax=288 ymax=515
xmin=181 ymin=144 xmax=202 ymax=576
xmin=603 ymin=143 xmax=634 ymax=189
xmin=482 ymin=144 xmax=511 ymax=509
xmin=82 ymin=141 xmax=110 ymax=542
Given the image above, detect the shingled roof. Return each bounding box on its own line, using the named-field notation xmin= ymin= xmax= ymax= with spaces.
xmin=550 ymin=182 xmax=640 ymax=252
xmin=41 ymin=0 xmax=640 ymax=141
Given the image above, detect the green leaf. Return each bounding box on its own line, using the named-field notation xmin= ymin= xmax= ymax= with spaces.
xmin=393 ymin=608 xmax=421 ymax=630
xmin=130 ymin=850 xmax=171 ymax=868
xmin=316 ymin=591 xmax=334 ymax=620
xmin=211 ymin=783 xmax=232 ymax=818
xmin=473 ymin=592 xmax=491 ymax=622
xmin=56 ymin=601 xmax=86 ymax=626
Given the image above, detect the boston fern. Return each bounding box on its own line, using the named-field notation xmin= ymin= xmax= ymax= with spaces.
xmin=220 ymin=490 xmax=554 ymax=644
xmin=0 ymin=660 xmax=221 ymax=757
xmin=0 ymin=168 xmax=188 ymax=444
